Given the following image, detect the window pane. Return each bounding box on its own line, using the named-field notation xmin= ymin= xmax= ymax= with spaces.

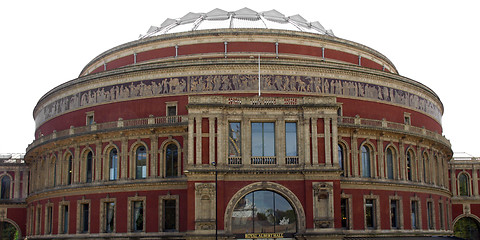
xmin=0 ymin=176 xmax=10 ymax=199
xmin=361 ymin=146 xmax=371 ymax=177
xmin=285 ymin=123 xmax=297 ymax=156
xmin=68 ymin=156 xmax=73 ymax=185
xmin=229 ymin=122 xmax=242 ymax=157
xmin=109 ymin=149 xmax=118 ymax=180
xmin=86 ymin=152 xmax=93 ymax=183
xmin=133 ymin=201 xmax=144 ymax=231
xmin=411 ymin=201 xmax=418 ymax=229
xmin=341 ymin=198 xmax=348 ymax=228
xmin=263 ymin=123 xmax=275 ymax=156
xmin=387 ymin=149 xmax=394 ymax=179
xmin=136 ymin=147 xmax=147 ymax=179
xmin=82 ymin=204 xmax=89 ymax=232
xmin=63 ymin=205 xmax=69 ymax=234
xmin=251 ymin=123 xmax=263 ymax=156
xmin=365 ymin=199 xmax=375 ymax=228
xmin=391 ymin=200 xmax=398 ymax=229
xmin=166 ymin=144 xmax=178 ymax=177
xmin=407 ymin=152 xmax=412 ymax=181
xmin=164 ymin=200 xmax=176 ymax=231
xmin=105 ymin=202 xmax=115 ymax=233
xmin=459 ymin=174 xmax=469 ymax=196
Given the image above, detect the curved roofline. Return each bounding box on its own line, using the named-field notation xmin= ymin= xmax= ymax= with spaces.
xmin=78 ymin=28 xmax=398 ymax=77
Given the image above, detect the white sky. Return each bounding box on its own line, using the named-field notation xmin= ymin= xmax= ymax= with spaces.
xmin=1 ymin=0 xmax=479 ymax=156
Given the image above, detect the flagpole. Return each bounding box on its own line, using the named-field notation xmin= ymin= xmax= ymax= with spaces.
xmin=258 ymin=54 xmax=261 ymax=97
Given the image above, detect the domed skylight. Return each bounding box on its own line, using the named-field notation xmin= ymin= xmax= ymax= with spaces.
xmin=140 ymin=8 xmax=334 ymax=39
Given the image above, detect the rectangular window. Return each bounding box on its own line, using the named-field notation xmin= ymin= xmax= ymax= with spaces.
xmin=81 ymin=203 xmax=89 ymax=233
xmin=36 ymin=206 xmax=41 ymax=235
xmin=285 ymin=122 xmax=298 ymax=165
xmin=46 ymin=206 xmax=53 ymax=234
xmin=133 ymin=201 xmax=144 ymax=232
xmin=439 ymin=202 xmax=445 ymax=230
xmin=390 ymin=200 xmax=399 ymax=229
xmin=61 ymin=205 xmax=69 ymax=234
xmin=164 ymin=199 xmax=176 ymax=231
xmin=86 ymin=112 xmax=94 ymax=125
xmin=427 ymin=201 xmax=434 ymax=230
xmin=365 ymin=199 xmax=376 ymax=229
xmin=251 ymin=122 xmax=275 ymax=164
xmin=341 ymin=198 xmax=349 ymax=229
xmin=105 ymin=202 xmax=115 ymax=233
xmin=167 ymin=106 xmax=177 ymax=116
xmin=411 ymin=201 xmax=419 ymax=229
xmin=228 ymin=122 xmax=242 ymax=164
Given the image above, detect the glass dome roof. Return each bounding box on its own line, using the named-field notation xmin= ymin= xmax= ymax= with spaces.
xmin=140 ymin=8 xmax=334 ymax=39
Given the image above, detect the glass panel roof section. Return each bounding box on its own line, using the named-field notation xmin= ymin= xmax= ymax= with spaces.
xmin=140 ymin=8 xmax=334 ymax=39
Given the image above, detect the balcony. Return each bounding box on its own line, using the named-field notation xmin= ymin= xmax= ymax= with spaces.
xmin=338 ymin=116 xmax=450 ymax=147
xmin=27 ymin=115 xmax=188 ymax=153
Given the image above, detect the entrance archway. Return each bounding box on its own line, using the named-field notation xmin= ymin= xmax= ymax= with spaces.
xmin=454 ymin=216 xmax=480 ymax=240
xmin=0 ymin=220 xmax=20 ymax=240
xmin=224 ymin=182 xmax=305 ymax=239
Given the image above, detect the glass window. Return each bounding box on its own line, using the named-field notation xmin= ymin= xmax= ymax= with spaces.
xmin=86 ymin=152 xmax=93 ymax=183
xmin=361 ymin=146 xmax=371 ymax=177
xmin=81 ymin=203 xmax=89 ymax=233
xmin=133 ymin=201 xmax=144 ymax=232
xmin=62 ymin=205 xmax=69 ymax=234
xmin=109 ymin=149 xmax=118 ymax=180
xmin=365 ymin=199 xmax=376 ymax=229
xmin=46 ymin=206 xmax=53 ymax=234
xmin=228 ymin=122 xmax=242 ymax=157
xmin=386 ymin=148 xmax=394 ymax=179
xmin=231 ymin=190 xmax=297 ymax=234
xmin=411 ymin=201 xmax=419 ymax=229
xmin=406 ymin=151 xmax=413 ymax=181
xmin=338 ymin=144 xmax=345 ymax=176
xmin=165 ymin=144 xmax=178 ymax=178
xmin=427 ymin=201 xmax=434 ymax=230
xmin=167 ymin=106 xmax=177 ymax=116
xmin=439 ymin=202 xmax=445 ymax=230
xmin=251 ymin=122 xmax=275 ymax=157
xmin=423 ymin=154 xmax=428 ymax=183
xmin=67 ymin=155 xmax=73 ymax=185
xmin=285 ymin=122 xmax=297 ymax=156
xmin=459 ymin=173 xmax=470 ymax=196
xmin=105 ymin=202 xmax=115 ymax=233
xmin=341 ymin=198 xmax=349 ymax=228
xmin=136 ymin=146 xmax=147 ymax=179
xmin=164 ymin=200 xmax=176 ymax=231
xmin=53 ymin=160 xmax=57 ymax=187
xmin=0 ymin=176 xmax=10 ymax=199
xmin=391 ymin=200 xmax=399 ymax=229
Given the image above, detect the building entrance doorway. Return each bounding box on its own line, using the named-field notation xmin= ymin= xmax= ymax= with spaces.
xmin=231 ymin=190 xmax=297 ymax=239
xmin=0 ymin=221 xmax=19 ymax=240
xmin=454 ymin=216 xmax=480 ymax=240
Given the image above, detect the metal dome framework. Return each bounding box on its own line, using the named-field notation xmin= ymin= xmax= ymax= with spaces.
xmin=140 ymin=7 xmax=334 ymax=38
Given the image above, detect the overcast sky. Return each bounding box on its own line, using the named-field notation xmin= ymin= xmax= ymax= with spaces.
xmin=1 ymin=0 xmax=479 ymax=156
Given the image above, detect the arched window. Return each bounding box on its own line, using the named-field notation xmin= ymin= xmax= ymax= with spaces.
xmin=109 ymin=149 xmax=118 ymax=180
xmin=406 ymin=151 xmax=413 ymax=181
xmin=0 ymin=176 xmax=11 ymax=199
xmin=338 ymin=144 xmax=345 ymax=176
xmin=136 ymin=146 xmax=147 ymax=179
xmin=386 ymin=148 xmax=394 ymax=180
xmin=422 ymin=153 xmax=428 ymax=183
xmin=67 ymin=155 xmax=73 ymax=185
xmin=86 ymin=151 xmax=93 ymax=183
xmin=231 ymin=190 xmax=297 ymax=234
xmin=361 ymin=146 xmax=371 ymax=178
xmin=165 ymin=144 xmax=178 ymax=178
xmin=459 ymin=173 xmax=470 ymax=196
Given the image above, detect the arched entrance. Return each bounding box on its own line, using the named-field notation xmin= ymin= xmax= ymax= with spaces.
xmin=454 ymin=216 xmax=480 ymax=240
xmin=0 ymin=220 xmax=19 ymax=240
xmin=224 ymin=182 xmax=305 ymax=239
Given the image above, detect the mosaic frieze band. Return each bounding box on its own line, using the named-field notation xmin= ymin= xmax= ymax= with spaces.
xmin=36 ymin=74 xmax=442 ymax=127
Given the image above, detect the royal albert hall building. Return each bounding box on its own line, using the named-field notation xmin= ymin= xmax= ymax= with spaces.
xmin=23 ymin=8 xmax=455 ymax=240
